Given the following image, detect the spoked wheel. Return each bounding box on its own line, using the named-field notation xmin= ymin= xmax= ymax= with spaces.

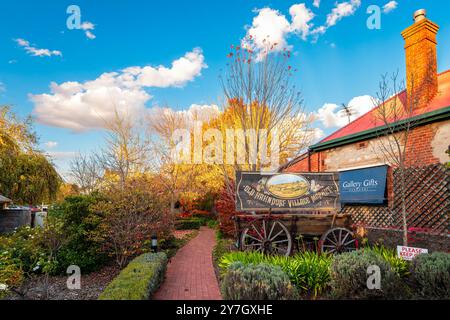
xmin=320 ymin=228 xmax=357 ymax=254
xmin=240 ymin=219 xmax=292 ymax=256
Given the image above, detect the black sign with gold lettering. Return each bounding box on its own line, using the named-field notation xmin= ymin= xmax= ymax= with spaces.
xmin=236 ymin=172 xmax=340 ymax=212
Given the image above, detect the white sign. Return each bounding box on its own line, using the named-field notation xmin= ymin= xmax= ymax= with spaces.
xmin=397 ymin=246 xmax=428 ymax=261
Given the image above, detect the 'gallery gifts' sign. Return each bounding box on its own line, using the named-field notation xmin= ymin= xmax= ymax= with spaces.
xmin=397 ymin=246 xmax=429 ymax=261
xmin=236 ymin=172 xmax=340 ymax=212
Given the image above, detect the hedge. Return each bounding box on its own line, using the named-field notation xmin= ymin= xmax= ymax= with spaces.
xmin=175 ymin=218 xmax=204 ymax=230
xmin=99 ymin=252 xmax=168 ymax=300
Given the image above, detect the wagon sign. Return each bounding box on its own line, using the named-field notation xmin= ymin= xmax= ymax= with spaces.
xmin=236 ymin=172 xmax=340 ymax=212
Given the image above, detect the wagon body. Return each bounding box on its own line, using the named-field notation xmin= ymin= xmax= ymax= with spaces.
xmin=233 ymin=212 xmax=357 ymax=256
xmin=234 ymin=212 xmax=352 ymax=237
xmin=234 ymin=172 xmax=357 ymax=255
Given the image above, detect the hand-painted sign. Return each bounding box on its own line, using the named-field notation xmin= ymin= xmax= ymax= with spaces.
xmin=236 ymin=172 xmax=340 ymax=212
xmin=340 ymin=165 xmax=388 ymax=204
xmin=397 ymin=246 xmax=428 ymax=261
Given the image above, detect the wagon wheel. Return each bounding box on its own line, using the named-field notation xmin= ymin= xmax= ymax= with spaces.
xmin=240 ymin=220 xmax=292 ymax=256
xmin=320 ymin=228 xmax=356 ymax=254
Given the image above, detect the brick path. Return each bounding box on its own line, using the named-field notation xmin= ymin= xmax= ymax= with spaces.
xmin=153 ymin=227 xmax=222 ymax=300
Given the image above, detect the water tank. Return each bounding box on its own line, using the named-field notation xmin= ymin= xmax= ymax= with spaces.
xmin=0 ymin=209 xmax=32 ymax=234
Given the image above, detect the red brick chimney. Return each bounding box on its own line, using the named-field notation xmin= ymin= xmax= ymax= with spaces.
xmin=401 ymin=9 xmax=439 ymax=109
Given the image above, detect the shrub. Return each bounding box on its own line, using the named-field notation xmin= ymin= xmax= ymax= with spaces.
xmin=93 ymin=181 xmax=173 ymax=268
xmin=0 ymin=250 xmax=24 ymax=298
xmin=330 ymin=250 xmax=408 ymax=299
xmin=221 ymin=262 xmax=299 ymax=300
xmin=219 ymin=251 xmax=332 ymax=298
xmin=282 ymin=252 xmax=333 ymax=298
xmin=49 ymin=194 xmax=106 ymax=274
xmin=371 ymin=245 xmax=410 ymax=278
xmin=99 ymin=252 xmax=168 ymax=300
xmin=215 ymin=187 xmax=238 ymax=237
xmin=0 ymin=227 xmax=42 ymax=274
xmin=219 ymin=251 xmax=267 ymax=272
xmin=175 ymin=218 xmax=203 ymax=230
xmin=213 ymin=237 xmax=235 ymax=270
xmin=207 ymin=219 xmax=219 ymax=229
xmin=410 ymin=252 xmax=450 ymax=300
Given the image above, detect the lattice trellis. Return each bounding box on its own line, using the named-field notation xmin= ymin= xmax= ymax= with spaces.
xmin=342 ymin=164 xmax=449 ymax=234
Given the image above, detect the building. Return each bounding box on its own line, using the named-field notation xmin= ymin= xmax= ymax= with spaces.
xmin=282 ymin=10 xmax=449 ymax=250
xmin=0 ymin=195 xmax=12 ymax=210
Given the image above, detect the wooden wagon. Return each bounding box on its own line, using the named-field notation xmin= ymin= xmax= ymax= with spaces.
xmin=234 ymin=172 xmax=357 ymax=256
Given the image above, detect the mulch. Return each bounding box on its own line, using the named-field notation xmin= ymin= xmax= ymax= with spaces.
xmin=6 ymin=265 xmax=120 ymax=300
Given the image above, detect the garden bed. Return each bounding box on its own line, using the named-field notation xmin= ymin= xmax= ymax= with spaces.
xmin=5 ymin=265 xmax=120 ymax=300
xmin=217 ymin=248 xmax=450 ymax=300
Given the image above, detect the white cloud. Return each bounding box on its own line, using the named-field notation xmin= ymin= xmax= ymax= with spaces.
xmin=44 ymin=141 xmax=58 ymax=149
xmin=242 ymin=8 xmax=292 ymax=56
xmin=316 ymin=95 xmax=375 ymax=128
xmin=326 ymin=0 xmax=361 ymax=28
xmin=31 ymin=48 xmax=207 ymax=132
xmin=14 ymin=38 xmax=62 ymax=57
xmin=0 ymin=82 xmax=5 ymax=92
xmin=128 ymin=48 xmax=206 ymax=88
xmin=290 ymin=4 xmax=315 ymax=40
xmin=308 ymin=127 xmax=325 ymax=143
xmin=383 ymin=1 xmax=398 ymax=14
xmin=80 ymin=21 xmax=96 ymax=39
xmin=8 ymin=60 xmax=17 ymax=64
xmin=243 ymin=2 xmax=361 ymax=53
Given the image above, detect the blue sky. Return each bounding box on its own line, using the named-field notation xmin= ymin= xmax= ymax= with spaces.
xmin=1 ymin=0 xmax=449 ymax=176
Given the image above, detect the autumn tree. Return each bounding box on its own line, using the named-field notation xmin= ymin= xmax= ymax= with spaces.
xmin=92 ymin=178 xmax=172 ymax=268
xmin=0 ymin=106 xmax=60 ymax=204
xmin=69 ymin=153 xmax=103 ymax=194
xmin=372 ymin=71 xmax=423 ymax=245
xmin=97 ymin=110 xmax=149 ymax=189
xmin=215 ymin=43 xmax=312 ymax=212
xmin=147 ymin=107 xmax=223 ymax=213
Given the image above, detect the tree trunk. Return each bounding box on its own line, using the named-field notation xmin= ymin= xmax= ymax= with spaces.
xmin=400 ymin=169 xmax=408 ymax=246
xmin=170 ymin=193 xmax=176 ymax=214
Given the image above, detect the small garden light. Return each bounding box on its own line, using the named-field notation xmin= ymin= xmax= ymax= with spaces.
xmin=151 ymin=235 xmax=158 ymax=253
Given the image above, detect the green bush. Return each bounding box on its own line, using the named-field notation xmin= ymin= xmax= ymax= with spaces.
xmin=212 ymin=237 xmax=235 ymax=273
xmin=221 ymin=262 xmax=299 ymax=300
xmin=410 ymin=252 xmax=450 ymax=300
xmin=0 ymin=249 xmax=24 ymax=298
xmin=207 ymin=219 xmax=219 ymax=229
xmin=175 ymin=218 xmax=203 ymax=230
xmin=50 ymin=195 xmax=106 ymax=274
xmin=99 ymin=252 xmax=168 ymax=300
xmin=219 ymin=251 xmax=267 ymax=271
xmin=0 ymin=227 xmax=43 ymax=274
xmin=330 ymin=250 xmax=408 ymax=299
xmin=219 ymin=251 xmax=332 ymax=297
xmin=281 ymin=252 xmax=332 ymax=298
xmin=371 ymin=246 xmax=410 ymax=278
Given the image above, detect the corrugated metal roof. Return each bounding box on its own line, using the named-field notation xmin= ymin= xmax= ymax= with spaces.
xmin=317 ymin=70 xmax=450 ymax=145
xmin=0 ymin=195 xmax=12 ymax=203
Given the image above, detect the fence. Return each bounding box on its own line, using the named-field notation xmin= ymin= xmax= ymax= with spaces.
xmin=343 ymin=163 xmax=449 ymax=235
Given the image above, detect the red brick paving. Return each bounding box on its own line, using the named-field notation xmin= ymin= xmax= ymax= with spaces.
xmin=153 ymin=227 xmax=222 ymax=300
